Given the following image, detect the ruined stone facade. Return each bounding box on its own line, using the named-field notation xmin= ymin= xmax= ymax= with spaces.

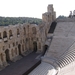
xmin=0 ymin=4 xmax=56 ymax=69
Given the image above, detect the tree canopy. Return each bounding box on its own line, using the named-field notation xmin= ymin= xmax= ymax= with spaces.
xmin=0 ymin=17 xmax=42 ymax=26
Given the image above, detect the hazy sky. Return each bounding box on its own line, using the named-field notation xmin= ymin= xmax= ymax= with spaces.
xmin=0 ymin=0 xmax=75 ymax=18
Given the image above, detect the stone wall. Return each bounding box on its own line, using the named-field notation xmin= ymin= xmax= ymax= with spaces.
xmin=0 ymin=23 xmax=45 ymax=68
xmin=0 ymin=4 xmax=55 ymax=70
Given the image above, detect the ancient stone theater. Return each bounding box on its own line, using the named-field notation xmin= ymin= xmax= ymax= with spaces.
xmin=0 ymin=4 xmax=75 ymax=75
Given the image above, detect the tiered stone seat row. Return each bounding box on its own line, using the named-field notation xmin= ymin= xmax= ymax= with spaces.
xmin=56 ymin=42 xmax=75 ymax=68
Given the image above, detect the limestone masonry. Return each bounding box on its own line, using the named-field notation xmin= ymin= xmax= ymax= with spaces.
xmin=1 ymin=4 xmax=74 ymax=75
xmin=0 ymin=4 xmax=56 ymax=70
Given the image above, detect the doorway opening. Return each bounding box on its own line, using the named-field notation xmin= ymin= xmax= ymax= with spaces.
xmin=5 ymin=49 xmax=10 ymax=61
xmin=33 ymin=42 xmax=37 ymax=52
xmin=18 ymin=44 xmax=21 ymax=55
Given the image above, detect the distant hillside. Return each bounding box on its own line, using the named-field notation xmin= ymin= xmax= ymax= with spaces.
xmin=0 ymin=17 xmax=42 ymax=26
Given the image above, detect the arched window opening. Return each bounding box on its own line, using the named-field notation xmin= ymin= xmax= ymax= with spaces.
xmin=3 ymin=31 xmax=8 ymax=42
xmin=13 ymin=43 xmax=15 ymax=47
xmin=3 ymin=31 xmax=7 ymax=38
xmin=24 ymin=27 xmax=26 ymax=35
xmin=0 ymin=53 xmax=4 ymax=62
xmin=17 ymin=29 xmax=20 ymax=36
xmin=26 ymin=38 xmax=28 ymax=42
xmin=9 ymin=30 xmax=13 ymax=37
xmin=0 ymin=33 xmax=2 ymax=39
xmin=0 ymin=33 xmax=2 ymax=42
xmin=32 ymin=27 xmax=36 ymax=34
xmin=16 ymin=41 xmax=18 ymax=45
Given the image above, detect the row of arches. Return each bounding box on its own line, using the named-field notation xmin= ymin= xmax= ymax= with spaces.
xmin=0 ymin=28 xmax=26 ymax=39
xmin=5 ymin=49 xmax=18 ymax=61
xmin=5 ymin=44 xmax=23 ymax=62
xmin=0 ymin=41 xmax=41 ymax=65
xmin=0 ymin=27 xmax=37 ymax=39
xmin=4 ymin=42 xmax=38 ymax=62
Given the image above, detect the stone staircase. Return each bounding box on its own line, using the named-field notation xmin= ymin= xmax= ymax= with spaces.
xmin=56 ymin=42 xmax=75 ymax=68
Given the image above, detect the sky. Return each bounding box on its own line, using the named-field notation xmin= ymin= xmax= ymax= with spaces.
xmin=0 ymin=0 xmax=75 ymax=19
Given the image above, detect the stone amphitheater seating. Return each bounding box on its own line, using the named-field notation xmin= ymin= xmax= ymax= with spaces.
xmin=29 ymin=21 xmax=75 ymax=75
xmin=45 ymin=22 xmax=75 ymax=68
xmin=45 ymin=37 xmax=75 ymax=59
xmin=55 ymin=42 xmax=75 ymax=68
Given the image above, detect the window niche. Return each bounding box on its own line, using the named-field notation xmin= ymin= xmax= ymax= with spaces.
xmin=24 ymin=27 xmax=26 ymax=35
xmin=9 ymin=30 xmax=13 ymax=39
xmin=32 ymin=27 xmax=36 ymax=34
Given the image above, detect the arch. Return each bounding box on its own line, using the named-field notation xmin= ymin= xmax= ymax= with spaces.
xmin=5 ymin=49 xmax=10 ymax=61
xmin=9 ymin=30 xmax=13 ymax=37
xmin=18 ymin=44 xmax=21 ymax=55
xmin=17 ymin=29 xmax=20 ymax=35
xmin=33 ymin=42 xmax=37 ymax=52
xmin=3 ymin=31 xmax=7 ymax=38
xmin=13 ymin=42 xmax=15 ymax=47
xmin=0 ymin=53 xmax=4 ymax=62
xmin=0 ymin=33 xmax=2 ymax=39
xmin=24 ymin=27 xmax=26 ymax=35
xmin=16 ymin=41 xmax=18 ymax=45
xmin=32 ymin=27 xmax=36 ymax=34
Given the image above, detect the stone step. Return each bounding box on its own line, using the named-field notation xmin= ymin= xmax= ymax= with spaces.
xmin=56 ymin=53 xmax=75 ymax=67
xmin=60 ymin=53 xmax=75 ymax=63
xmin=61 ymin=52 xmax=75 ymax=60
xmin=60 ymin=57 xmax=73 ymax=68
xmin=59 ymin=57 xmax=71 ymax=68
xmin=53 ymin=37 xmax=75 ymax=68
xmin=60 ymin=50 xmax=75 ymax=58
xmin=65 ymin=49 xmax=75 ymax=54
xmin=56 ymin=59 xmax=70 ymax=68
xmin=57 ymin=54 xmax=75 ymax=68
xmin=56 ymin=61 xmax=63 ymax=68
